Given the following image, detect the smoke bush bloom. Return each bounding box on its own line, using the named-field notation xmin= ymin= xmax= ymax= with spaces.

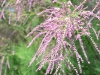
xmin=27 ymin=0 xmax=100 ymax=75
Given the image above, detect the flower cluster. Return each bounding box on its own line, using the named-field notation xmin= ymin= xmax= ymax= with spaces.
xmin=1 ymin=0 xmax=100 ymax=75
xmin=0 ymin=0 xmax=46 ymax=23
xmin=27 ymin=0 xmax=100 ymax=75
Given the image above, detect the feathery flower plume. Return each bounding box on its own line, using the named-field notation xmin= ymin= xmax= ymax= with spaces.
xmin=27 ymin=0 xmax=100 ymax=75
xmin=0 ymin=9 xmax=6 ymax=20
xmin=0 ymin=0 xmax=100 ymax=75
xmin=0 ymin=0 xmax=45 ymax=22
xmin=1 ymin=0 xmax=6 ymax=7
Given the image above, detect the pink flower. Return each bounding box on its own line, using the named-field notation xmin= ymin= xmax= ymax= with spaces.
xmin=27 ymin=1 xmax=100 ymax=74
xmin=1 ymin=0 xmax=6 ymax=7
